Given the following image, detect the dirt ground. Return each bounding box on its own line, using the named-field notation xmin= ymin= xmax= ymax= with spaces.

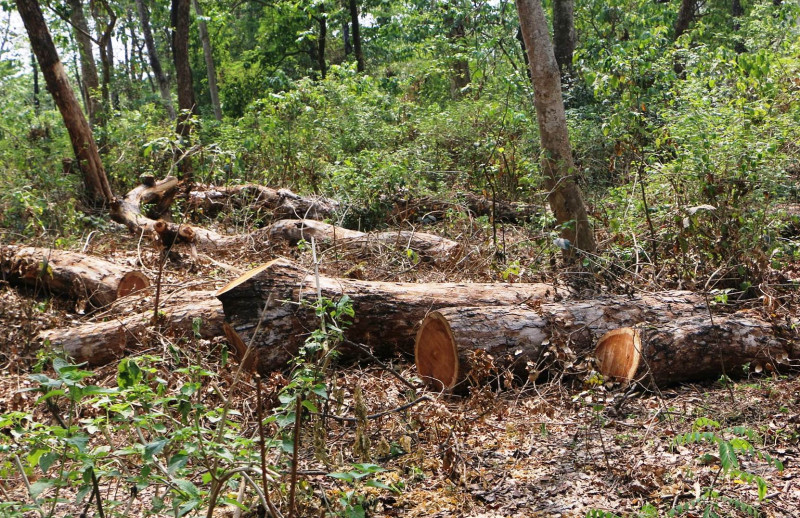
xmin=1 ymin=220 xmax=798 ymax=517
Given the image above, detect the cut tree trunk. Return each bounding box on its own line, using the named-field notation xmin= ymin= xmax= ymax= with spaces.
xmin=215 ymin=258 xmax=567 ymax=372
xmin=413 ymin=292 xmax=712 ymax=391
xmin=189 ymin=184 xmax=339 ymax=221
xmin=1 ymin=246 xmax=149 ymax=308
xmin=266 ymin=219 xmax=461 ymax=261
xmin=38 ymin=291 xmax=222 ymax=365
xmin=594 ymin=316 xmax=796 ymax=386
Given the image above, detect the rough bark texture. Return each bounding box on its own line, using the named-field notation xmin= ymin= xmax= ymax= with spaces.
xmin=188 ymin=184 xmax=340 ymax=221
xmin=414 ymin=292 xmax=709 ymax=390
xmin=67 ymin=0 xmax=101 ymax=126
xmin=516 ymin=0 xmax=595 ymax=255
xmin=348 ymin=0 xmax=364 ymax=72
xmin=38 ymin=292 xmax=222 ymax=365
xmin=446 ymin=14 xmax=471 ymax=99
xmin=17 ymin=0 xmax=115 ymax=205
xmin=552 ymin=0 xmax=575 ymax=73
xmin=317 ymin=9 xmax=327 ymax=79
xmin=674 ymin=0 xmax=696 ymax=39
xmin=1 ymin=245 xmax=149 ymax=308
xmin=192 ymin=0 xmax=222 ymax=120
xmin=136 ymin=0 xmax=175 ymax=119
xmin=171 ymin=0 xmax=196 ymax=147
xmin=611 ymin=314 xmax=796 ymax=386
xmin=216 ymin=258 xmax=566 ymax=372
xmin=266 ymin=219 xmax=461 ymax=260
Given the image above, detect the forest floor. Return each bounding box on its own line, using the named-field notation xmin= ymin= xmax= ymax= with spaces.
xmin=1 ymin=209 xmax=798 ymax=518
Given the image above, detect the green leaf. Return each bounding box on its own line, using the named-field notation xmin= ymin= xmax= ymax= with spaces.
xmin=167 ymin=453 xmax=189 ymax=474
xmin=327 ymin=472 xmax=355 ymax=482
xmin=301 ymin=399 xmax=319 ymax=413
xmin=718 ymin=441 xmax=739 ymax=472
xmin=178 ymin=498 xmax=200 ymax=517
xmin=39 ymin=451 xmax=59 ymax=474
xmin=66 ymin=434 xmax=89 ymax=453
xmin=174 ymin=479 xmax=200 ymax=498
xmin=143 ymin=439 xmax=169 ymax=461
xmin=29 ymin=479 xmax=53 ymax=499
xmin=117 ymin=359 xmax=143 ymax=389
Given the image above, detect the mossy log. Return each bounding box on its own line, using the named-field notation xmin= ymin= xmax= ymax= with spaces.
xmin=1 ymin=245 xmax=149 ymax=308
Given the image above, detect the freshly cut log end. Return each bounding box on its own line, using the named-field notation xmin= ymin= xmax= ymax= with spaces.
xmin=415 ymin=312 xmax=459 ymax=391
xmin=595 ymin=327 xmax=642 ymax=382
xmin=117 ymin=271 xmax=150 ymax=298
xmin=215 ymin=260 xmax=281 ymax=297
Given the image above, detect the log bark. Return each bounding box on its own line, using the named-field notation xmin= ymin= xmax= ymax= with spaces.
xmin=215 ymin=258 xmax=567 ymax=372
xmin=413 ymin=292 xmax=711 ymax=391
xmin=595 ymin=316 xmax=796 ymax=386
xmin=266 ymin=219 xmax=461 ymax=261
xmin=38 ymin=291 xmax=222 ymax=365
xmin=189 ymin=184 xmax=339 ymax=221
xmin=1 ymin=245 xmax=149 ymax=308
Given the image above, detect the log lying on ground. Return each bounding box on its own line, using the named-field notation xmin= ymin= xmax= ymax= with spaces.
xmin=594 ymin=317 xmax=797 ymax=386
xmin=38 ymin=290 xmax=223 ymax=365
xmin=1 ymin=245 xmax=149 ymax=308
xmin=189 ymin=184 xmax=339 ymax=220
xmin=266 ymin=219 xmax=461 ymax=260
xmin=413 ymin=293 xmax=716 ymax=390
xmin=215 ymin=258 xmax=571 ymax=372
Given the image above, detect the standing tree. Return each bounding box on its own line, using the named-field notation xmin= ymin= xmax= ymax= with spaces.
xmin=171 ymin=0 xmax=196 ymax=177
xmin=348 ymin=0 xmax=364 ymax=72
xmin=674 ymin=0 xmax=697 ymax=40
xmin=193 ymin=0 xmax=222 ymax=120
xmin=66 ymin=0 xmax=102 ymax=126
xmin=136 ymin=0 xmax=175 ymax=119
xmin=515 ymin=0 xmax=596 ymax=255
xmin=552 ymin=0 xmax=575 ymax=73
xmin=17 ymin=0 xmax=115 ymax=205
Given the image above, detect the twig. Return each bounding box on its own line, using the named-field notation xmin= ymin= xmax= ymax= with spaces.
xmin=257 ymin=376 xmax=283 ymax=518
xmin=342 ymin=339 xmax=417 ymax=391
xmin=288 ymin=395 xmax=303 ymax=518
xmin=310 ymin=395 xmax=432 ymax=423
xmin=12 ymin=455 xmax=46 ymax=518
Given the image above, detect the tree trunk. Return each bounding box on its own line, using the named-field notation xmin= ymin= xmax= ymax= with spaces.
xmin=136 ymin=0 xmax=175 ymax=119
xmin=38 ymin=292 xmax=222 ymax=365
xmin=447 ymin=15 xmax=471 ymax=99
xmin=552 ymin=0 xmax=575 ymax=73
xmin=674 ymin=0 xmax=696 ymax=40
xmin=18 ymin=0 xmax=115 ymax=205
xmin=171 ymin=0 xmax=196 ymax=178
xmin=414 ymin=293 xmax=710 ymax=391
xmin=516 ymin=0 xmax=596 ymax=256
xmin=731 ymin=0 xmax=747 ymax=53
xmin=343 ymin=19 xmax=352 ymax=56
xmin=92 ymin=0 xmax=116 ymax=129
xmin=266 ymin=219 xmax=461 ymax=261
xmin=348 ymin=0 xmax=364 ymax=72
xmin=317 ymin=10 xmax=327 ymax=79
xmin=32 ymin=50 xmax=40 ymax=112
xmin=1 ymin=246 xmax=149 ymax=308
xmin=67 ymin=0 xmax=102 ymax=127
xmin=192 ymin=0 xmax=222 ymax=120
xmin=217 ymin=258 xmax=572 ymax=372
xmin=515 ymin=27 xmax=532 ymax=80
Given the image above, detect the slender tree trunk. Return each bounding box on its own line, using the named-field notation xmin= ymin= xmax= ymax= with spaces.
xmin=92 ymin=0 xmax=117 ymax=122
xmin=552 ymin=0 xmax=575 ymax=73
xmin=171 ymin=0 xmax=196 ymax=179
xmin=67 ymin=0 xmax=101 ymax=126
xmin=317 ymin=10 xmax=327 ymax=79
xmin=136 ymin=0 xmax=175 ymax=119
xmin=348 ymin=0 xmax=364 ymax=72
xmin=674 ymin=0 xmax=696 ymax=39
xmin=515 ymin=27 xmax=532 ymax=80
xmin=731 ymin=0 xmax=747 ymax=53
xmin=32 ymin=50 xmax=40 ymax=112
xmin=343 ymin=19 xmax=352 ymax=56
xmin=516 ymin=0 xmax=596 ymax=255
xmin=192 ymin=0 xmax=222 ymax=120
xmin=17 ymin=0 xmax=114 ymax=205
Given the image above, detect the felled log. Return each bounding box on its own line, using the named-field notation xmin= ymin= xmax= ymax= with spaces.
xmin=188 ymin=184 xmax=339 ymax=221
xmin=266 ymin=219 xmax=461 ymax=260
xmin=594 ymin=316 xmax=797 ymax=386
xmin=38 ymin=291 xmax=223 ymax=365
xmin=413 ymin=293 xmax=714 ymax=390
xmin=111 ymin=176 xmax=262 ymax=251
xmin=0 ymin=245 xmax=149 ymax=308
xmin=215 ymin=258 xmax=567 ymax=372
